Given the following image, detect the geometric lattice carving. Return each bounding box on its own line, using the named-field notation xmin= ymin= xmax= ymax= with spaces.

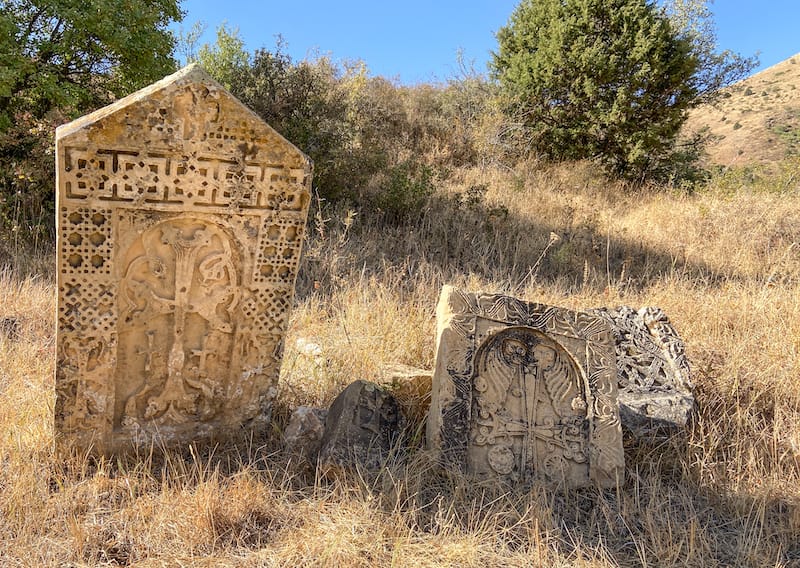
xmin=591 ymin=306 xmax=692 ymax=394
xmin=240 ymin=287 xmax=291 ymax=335
xmin=55 ymin=65 xmax=312 ymax=454
xmin=590 ymin=306 xmax=695 ymax=437
xmin=427 ymin=286 xmax=624 ymax=488
xmin=58 ymin=282 xmax=116 ymax=333
xmin=253 ymin=217 xmax=305 ymax=285
xmin=58 ymin=207 xmax=114 ymax=276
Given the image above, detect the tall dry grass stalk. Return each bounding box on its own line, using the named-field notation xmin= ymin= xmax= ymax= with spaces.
xmin=1 ymin=162 xmax=799 ymax=566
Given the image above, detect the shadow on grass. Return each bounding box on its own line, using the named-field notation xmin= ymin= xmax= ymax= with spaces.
xmin=296 ymin=191 xmax=737 ymax=304
xmin=52 ymin=397 xmax=797 ymax=567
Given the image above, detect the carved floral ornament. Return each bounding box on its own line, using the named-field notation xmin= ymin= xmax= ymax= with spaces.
xmin=427 ymin=286 xmax=624 ymax=488
xmin=54 ymin=65 xmax=312 ymax=453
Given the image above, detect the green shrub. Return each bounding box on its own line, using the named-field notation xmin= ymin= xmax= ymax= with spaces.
xmin=371 ymin=161 xmax=435 ymax=222
xmin=0 ymin=113 xmax=59 ymax=254
xmin=199 ymin=27 xmax=493 ymax=219
xmin=491 ymin=0 xmax=698 ymax=179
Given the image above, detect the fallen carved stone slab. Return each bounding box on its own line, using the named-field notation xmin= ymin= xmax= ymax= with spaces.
xmin=318 ymin=380 xmax=405 ymax=472
xmin=54 ymin=65 xmax=312 ymax=453
xmin=590 ymin=306 xmax=695 ymax=438
xmin=428 ymin=286 xmax=624 ymax=488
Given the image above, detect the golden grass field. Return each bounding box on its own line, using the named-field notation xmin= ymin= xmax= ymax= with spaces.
xmin=2 ymin=159 xmax=800 ymax=566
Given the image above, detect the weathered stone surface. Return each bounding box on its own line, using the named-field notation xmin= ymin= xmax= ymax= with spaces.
xmin=284 ymin=406 xmax=328 ymax=460
xmin=318 ymin=380 xmax=405 ymax=472
xmin=427 ymin=286 xmax=624 ymax=488
xmin=377 ymin=363 xmax=432 ymax=424
xmin=591 ymin=306 xmax=695 ymax=438
xmin=54 ymin=65 xmax=312 ymax=453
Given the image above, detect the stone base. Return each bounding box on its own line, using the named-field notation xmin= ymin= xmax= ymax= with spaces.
xmin=619 ymin=390 xmax=696 ymax=439
xmin=377 ymin=364 xmax=432 ymax=425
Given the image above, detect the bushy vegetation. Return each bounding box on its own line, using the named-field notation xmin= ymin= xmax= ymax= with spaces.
xmin=0 ymin=0 xmax=183 ymax=255
xmin=197 ymin=26 xmax=489 ymax=208
xmin=1 ymin=2 xmax=799 ymax=566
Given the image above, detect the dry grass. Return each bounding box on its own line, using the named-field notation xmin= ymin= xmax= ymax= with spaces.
xmin=2 ymin=162 xmax=800 ymax=566
xmin=684 ymin=53 xmax=800 ymax=167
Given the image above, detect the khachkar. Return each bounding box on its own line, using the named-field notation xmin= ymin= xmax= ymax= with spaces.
xmin=427 ymin=286 xmax=624 ymax=488
xmin=54 ymin=65 xmax=312 ymax=453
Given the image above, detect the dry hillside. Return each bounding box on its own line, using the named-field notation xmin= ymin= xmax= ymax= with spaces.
xmin=2 ymin=161 xmax=800 ymax=566
xmin=684 ymin=53 xmax=800 ymax=166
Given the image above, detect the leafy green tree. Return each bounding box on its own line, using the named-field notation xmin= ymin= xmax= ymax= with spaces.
xmin=198 ymin=29 xmax=394 ymax=201
xmin=662 ymin=0 xmax=757 ymax=101
xmin=0 ymin=0 xmax=182 ymax=128
xmin=491 ymin=0 xmax=699 ymax=177
xmin=0 ymin=0 xmax=182 ymax=249
xmin=197 ymin=23 xmax=250 ymax=91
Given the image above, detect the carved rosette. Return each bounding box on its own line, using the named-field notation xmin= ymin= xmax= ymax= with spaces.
xmin=428 ymin=286 xmax=624 ymax=488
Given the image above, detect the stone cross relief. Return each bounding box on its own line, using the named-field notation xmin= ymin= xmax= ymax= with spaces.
xmin=54 ymin=65 xmax=313 ymax=453
xmin=469 ymin=328 xmax=589 ymax=481
xmin=119 ymin=218 xmax=239 ymax=428
xmin=428 ymin=286 xmax=624 ymax=488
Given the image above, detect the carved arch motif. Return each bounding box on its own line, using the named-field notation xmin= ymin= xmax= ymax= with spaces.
xmin=428 ymin=286 xmax=624 ymax=488
xmin=469 ymin=327 xmax=589 ymax=482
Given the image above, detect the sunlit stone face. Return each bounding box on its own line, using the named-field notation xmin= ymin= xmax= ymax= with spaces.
xmin=54 ymin=65 xmax=312 ymax=453
xmin=427 ymin=286 xmax=624 ymax=488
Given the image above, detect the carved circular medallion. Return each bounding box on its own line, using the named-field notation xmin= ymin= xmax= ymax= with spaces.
xmin=543 ymin=454 xmax=569 ymax=479
xmin=487 ymin=444 xmax=515 ymax=475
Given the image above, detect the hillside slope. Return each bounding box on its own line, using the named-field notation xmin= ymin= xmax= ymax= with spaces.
xmin=2 ymin=161 xmax=800 ymax=566
xmin=684 ymin=53 xmax=800 ymax=166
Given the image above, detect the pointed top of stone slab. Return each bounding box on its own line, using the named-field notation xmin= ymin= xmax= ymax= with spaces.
xmin=56 ymin=64 xmax=311 ymax=170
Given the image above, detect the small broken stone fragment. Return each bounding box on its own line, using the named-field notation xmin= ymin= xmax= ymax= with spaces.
xmin=318 ymin=380 xmax=406 ymax=472
xmin=590 ymin=306 xmax=695 ymax=439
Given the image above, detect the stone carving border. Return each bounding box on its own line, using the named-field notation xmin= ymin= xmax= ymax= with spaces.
xmin=54 ymin=65 xmax=312 ymax=454
xmin=427 ymin=285 xmax=624 ymax=487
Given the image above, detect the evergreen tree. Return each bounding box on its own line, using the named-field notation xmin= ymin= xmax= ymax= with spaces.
xmin=491 ymin=0 xmax=699 ymax=177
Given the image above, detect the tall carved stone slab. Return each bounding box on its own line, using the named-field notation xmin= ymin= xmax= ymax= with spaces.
xmin=54 ymin=65 xmax=312 ymax=453
xmin=427 ymin=286 xmax=624 ymax=488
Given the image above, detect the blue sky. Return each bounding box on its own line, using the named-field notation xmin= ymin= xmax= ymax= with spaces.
xmin=173 ymin=0 xmax=800 ymax=84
